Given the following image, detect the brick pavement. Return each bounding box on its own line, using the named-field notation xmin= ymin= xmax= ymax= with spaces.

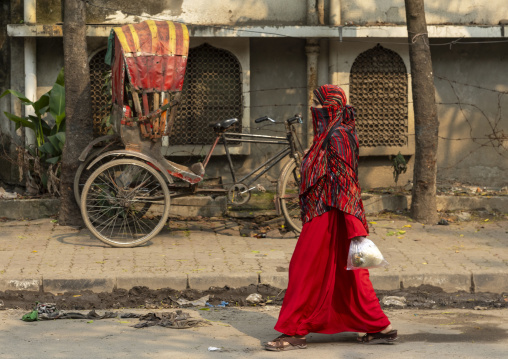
xmin=0 ymin=215 xmax=507 ymax=294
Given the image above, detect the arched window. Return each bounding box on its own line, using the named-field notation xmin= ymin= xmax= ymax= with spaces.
xmin=169 ymin=43 xmax=243 ymax=145
xmin=350 ymin=44 xmax=408 ymax=147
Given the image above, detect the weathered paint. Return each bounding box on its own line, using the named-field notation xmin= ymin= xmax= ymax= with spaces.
xmin=36 ymin=0 xmax=60 ymax=24
xmin=34 ymin=0 xmax=508 ymax=26
xmin=342 ymin=0 xmax=508 ymax=26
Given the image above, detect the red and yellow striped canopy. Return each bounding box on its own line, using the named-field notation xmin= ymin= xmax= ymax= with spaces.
xmin=111 ymin=20 xmax=189 ymax=93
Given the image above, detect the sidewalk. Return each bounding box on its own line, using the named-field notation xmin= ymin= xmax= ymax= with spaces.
xmin=0 ymin=214 xmax=507 ymax=294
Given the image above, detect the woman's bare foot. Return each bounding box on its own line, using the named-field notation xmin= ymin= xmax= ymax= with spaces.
xmin=357 ymin=324 xmax=395 ymax=342
xmin=380 ymin=324 xmax=393 ymax=334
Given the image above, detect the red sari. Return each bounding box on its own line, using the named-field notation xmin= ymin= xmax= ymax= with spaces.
xmin=274 ymin=209 xmax=390 ymax=335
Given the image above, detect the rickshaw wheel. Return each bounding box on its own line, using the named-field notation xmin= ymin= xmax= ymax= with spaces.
xmin=81 ymin=158 xmax=170 ymax=248
xmin=74 ymin=145 xmax=123 ymax=206
xmin=74 ymin=148 xmax=108 ymax=206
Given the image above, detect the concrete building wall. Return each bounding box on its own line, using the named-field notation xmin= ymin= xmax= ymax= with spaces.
xmin=432 ymin=42 xmax=508 ymax=187
xmin=36 ymin=1 xmax=508 ymax=26
xmin=3 ymin=1 xmax=507 ymax=190
xmin=342 ymin=0 xmax=508 ymax=25
xmin=37 ymin=0 xmax=308 ymax=25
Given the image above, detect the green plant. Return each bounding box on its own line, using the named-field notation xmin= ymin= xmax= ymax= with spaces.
xmin=1 ymin=68 xmax=67 ymax=193
xmin=1 ymin=68 xmax=66 ymax=164
xmin=390 ymin=152 xmax=407 ymax=185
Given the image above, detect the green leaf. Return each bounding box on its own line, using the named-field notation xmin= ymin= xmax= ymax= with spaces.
xmin=3 ymin=112 xmax=35 ymax=130
xmin=0 ymin=89 xmax=32 ymax=104
xmin=32 ymin=93 xmax=50 ymax=116
xmin=39 ymin=142 xmax=56 ymax=155
xmin=55 ymin=113 xmax=66 ymax=130
xmin=48 ymin=134 xmax=60 ymax=150
xmin=40 ymin=120 xmax=52 ymax=136
xmin=46 ymin=156 xmax=61 ymax=164
xmin=27 ymin=146 xmax=37 ymax=157
xmin=41 ymin=173 xmax=48 ymax=188
xmin=55 ymin=132 xmax=65 ymax=144
xmin=55 ymin=67 xmax=65 ymax=86
xmin=49 ymin=84 xmax=65 ymax=125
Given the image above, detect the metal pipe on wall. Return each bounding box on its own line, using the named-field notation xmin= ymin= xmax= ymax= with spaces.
xmin=329 ymin=0 xmax=341 ymax=86
xmin=306 ymin=0 xmax=320 ymax=148
xmin=330 ymin=0 xmax=341 ymax=26
xmin=24 ymin=0 xmax=37 ymax=146
xmin=307 ymin=0 xmax=318 ymax=25
xmin=317 ymin=0 xmax=325 ymax=25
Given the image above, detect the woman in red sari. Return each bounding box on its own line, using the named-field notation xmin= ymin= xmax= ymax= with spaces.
xmin=265 ymin=85 xmax=397 ymax=351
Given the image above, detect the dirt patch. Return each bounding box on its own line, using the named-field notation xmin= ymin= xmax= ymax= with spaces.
xmin=377 ymin=284 xmax=508 ymax=310
xmin=1 ymin=284 xmax=507 ymax=311
xmin=0 ymin=284 xmax=284 ymax=311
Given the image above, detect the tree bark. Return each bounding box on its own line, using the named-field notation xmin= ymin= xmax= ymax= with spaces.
xmin=59 ymin=0 xmax=93 ymax=225
xmin=404 ymin=0 xmax=439 ymax=224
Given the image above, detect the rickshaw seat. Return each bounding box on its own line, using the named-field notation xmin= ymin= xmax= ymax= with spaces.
xmin=211 ymin=118 xmax=238 ymax=132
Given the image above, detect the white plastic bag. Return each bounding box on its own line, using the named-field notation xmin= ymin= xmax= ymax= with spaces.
xmin=346 ymin=237 xmax=388 ymax=270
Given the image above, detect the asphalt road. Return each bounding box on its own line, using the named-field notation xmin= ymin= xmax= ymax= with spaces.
xmin=1 ymin=307 xmax=507 ymax=358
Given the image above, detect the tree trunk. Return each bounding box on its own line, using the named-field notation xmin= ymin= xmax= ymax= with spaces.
xmin=59 ymin=0 xmax=93 ymax=225
xmin=404 ymin=0 xmax=438 ymax=224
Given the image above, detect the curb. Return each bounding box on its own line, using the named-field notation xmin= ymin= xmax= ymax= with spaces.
xmin=1 ymin=194 xmax=505 ymax=220
xmin=2 ymin=272 xmax=507 ymax=294
xmin=362 ymin=194 xmax=508 ymax=214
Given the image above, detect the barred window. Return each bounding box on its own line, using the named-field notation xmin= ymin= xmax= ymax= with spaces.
xmin=169 ymin=43 xmax=243 ymax=145
xmin=89 ymin=49 xmax=111 ymax=138
xmin=349 ymin=44 xmax=408 ymax=147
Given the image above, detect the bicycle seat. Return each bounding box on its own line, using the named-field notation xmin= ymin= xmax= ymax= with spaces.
xmin=211 ymin=118 xmax=238 ymax=132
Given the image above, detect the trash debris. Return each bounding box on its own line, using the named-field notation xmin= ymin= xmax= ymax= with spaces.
xmin=206 ymin=301 xmax=229 ymax=308
xmin=474 ymin=306 xmax=488 ymax=311
xmin=255 ymin=233 xmax=267 ymax=238
xmin=0 ymin=187 xmax=17 ymax=199
xmin=21 ymin=303 xmax=118 ymax=321
xmin=127 ymin=310 xmax=210 ymax=329
xmin=457 ymin=212 xmax=472 ymax=221
xmin=246 ymin=293 xmax=263 ymax=304
xmin=176 ymin=295 xmax=209 ymax=307
xmin=437 ymin=219 xmax=450 ymax=225
xmin=381 ymin=296 xmax=407 ymax=307
xmin=208 ymin=347 xmax=221 ymax=352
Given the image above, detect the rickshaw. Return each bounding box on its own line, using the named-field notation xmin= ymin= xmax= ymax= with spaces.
xmin=76 ymin=20 xmax=303 ymax=248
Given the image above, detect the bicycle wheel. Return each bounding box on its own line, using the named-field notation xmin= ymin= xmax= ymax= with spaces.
xmin=278 ymin=158 xmax=302 ymax=233
xmin=81 ymin=158 xmax=170 ymax=247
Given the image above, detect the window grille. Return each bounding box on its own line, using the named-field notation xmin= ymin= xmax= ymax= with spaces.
xmin=89 ymin=49 xmax=111 ymax=137
xmin=169 ymin=43 xmax=243 ymax=145
xmin=349 ymin=44 xmax=408 ymax=147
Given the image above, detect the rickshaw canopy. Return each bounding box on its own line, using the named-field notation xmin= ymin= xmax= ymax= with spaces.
xmin=106 ymin=20 xmax=189 ymax=103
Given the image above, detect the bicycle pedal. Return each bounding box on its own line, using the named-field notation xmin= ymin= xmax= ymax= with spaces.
xmin=256 ymin=184 xmax=266 ymax=192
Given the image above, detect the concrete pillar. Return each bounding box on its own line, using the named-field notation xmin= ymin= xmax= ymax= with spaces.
xmin=24 ymin=0 xmax=37 ymax=146
xmin=24 ymin=38 xmax=36 ymax=146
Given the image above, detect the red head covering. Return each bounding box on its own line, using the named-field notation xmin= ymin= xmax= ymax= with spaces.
xmin=299 ymin=85 xmax=367 ymax=231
